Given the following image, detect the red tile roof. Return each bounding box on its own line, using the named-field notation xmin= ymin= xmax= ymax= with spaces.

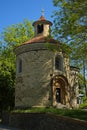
xmin=32 ymin=15 xmax=52 ymax=26
xmin=24 ymin=35 xmax=58 ymax=44
xmin=39 ymin=15 xmax=46 ymax=21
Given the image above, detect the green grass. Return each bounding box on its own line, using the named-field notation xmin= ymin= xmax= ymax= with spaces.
xmin=12 ymin=107 xmax=87 ymax=121
xmin=80 ymin=97 xmax=87 ymax=109
xmin=80 ymin=103 xmax=87 ymax=109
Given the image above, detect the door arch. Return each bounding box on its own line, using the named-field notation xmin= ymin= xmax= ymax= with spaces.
xmin=52 ymin=75 xmax=68 ymax=106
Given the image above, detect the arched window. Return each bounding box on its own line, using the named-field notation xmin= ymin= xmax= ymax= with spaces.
xmin=55 ymin=55 xmax=63 ymax=71
xmin=37 ymin=24 xmax=43 ymax=34
xmin=18 ymin=59 xmax=22 ymax=73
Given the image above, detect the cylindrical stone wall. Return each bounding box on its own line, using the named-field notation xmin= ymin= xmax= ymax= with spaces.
xmin=14 ymin=42 xmax=79 ymax=109
xmin=15 ymin=43 xmax=54 ymax=108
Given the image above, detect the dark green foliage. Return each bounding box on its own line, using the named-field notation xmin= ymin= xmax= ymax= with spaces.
xmin=0 ymin=50 xmax=15 ymax=111
xmin=0 ymin=19 xmax=34 ymax=112
xmin=80 ymin=97 xmax=87 ymax=109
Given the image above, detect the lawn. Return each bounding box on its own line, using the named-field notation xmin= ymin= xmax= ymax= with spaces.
xmin=13 ymin=107 xmax=87 ymax=121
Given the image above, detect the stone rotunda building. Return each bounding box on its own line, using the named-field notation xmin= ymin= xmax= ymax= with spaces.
xmin=14 ymin=15 xmax=79 ymax=109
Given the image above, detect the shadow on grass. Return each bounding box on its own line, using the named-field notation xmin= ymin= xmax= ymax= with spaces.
xmin=12 ymin=107 xmax=87 ymax=121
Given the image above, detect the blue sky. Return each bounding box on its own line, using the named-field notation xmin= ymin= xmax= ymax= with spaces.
xmin=0 ymin=0 xmax=56 ymax=33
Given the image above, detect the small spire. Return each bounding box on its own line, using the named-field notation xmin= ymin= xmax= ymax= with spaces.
xmin=41 ymin=9 xmax=44 ymax=16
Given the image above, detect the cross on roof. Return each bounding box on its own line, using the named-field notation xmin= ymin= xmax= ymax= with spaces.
xmin=41 ymin=9 xmax=44 ymax=16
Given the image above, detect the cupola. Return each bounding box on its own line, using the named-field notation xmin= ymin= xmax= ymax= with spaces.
xmin=32 ymin=14 xmax=52 ymax=37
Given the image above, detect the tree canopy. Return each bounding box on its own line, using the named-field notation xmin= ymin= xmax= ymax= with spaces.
xmin=52 ymin=0 xmax=87 ymax=95
xmin=0 ymin=19 xmax=34 ymax=112
xmin=52 ymin=0 xmax=87 ymax=42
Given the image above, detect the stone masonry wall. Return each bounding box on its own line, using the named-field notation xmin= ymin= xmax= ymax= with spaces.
xmin=15 ymin=42 xmax=79 ymax=108
xmin=15 ymin=44 xmax=54 ymax=107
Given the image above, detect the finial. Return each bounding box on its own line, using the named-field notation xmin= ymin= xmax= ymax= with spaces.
xmin=41 ymin=9 xmax=44 ymax=16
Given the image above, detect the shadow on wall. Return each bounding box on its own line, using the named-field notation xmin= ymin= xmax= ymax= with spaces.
xmin=15 ymin=58 xmax=53 ymax=108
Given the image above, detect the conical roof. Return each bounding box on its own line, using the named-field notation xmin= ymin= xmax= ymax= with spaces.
xmin=32 ymin=15 xmax=52 ymax=26
xmin=24 ymin=35 xmax=57 ymax=44
xmin=23 ymin=16 xmax=59 ymax=44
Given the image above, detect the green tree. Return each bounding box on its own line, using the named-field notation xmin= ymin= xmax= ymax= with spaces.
xmin=52 ymin=0 xmax=87 ymax=96
xmin=0 ymin=19 xmax=34 ymax=112
xmin=52 ymin=0 xmax=87 ymax=41
xmin=1 ymin=19 xmax=34 ymax=47
xmin=0 ymin=56 xmax=15 ymax=111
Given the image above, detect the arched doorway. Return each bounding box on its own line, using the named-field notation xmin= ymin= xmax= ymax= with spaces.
xmin=52 ymin=75 xmax=68 ymax=106
xmin=56 ymin=88 xmax=61 ymax=102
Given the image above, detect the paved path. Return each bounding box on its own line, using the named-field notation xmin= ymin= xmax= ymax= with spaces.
xmin=0 ymin=124 xmax=20 ymax=130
